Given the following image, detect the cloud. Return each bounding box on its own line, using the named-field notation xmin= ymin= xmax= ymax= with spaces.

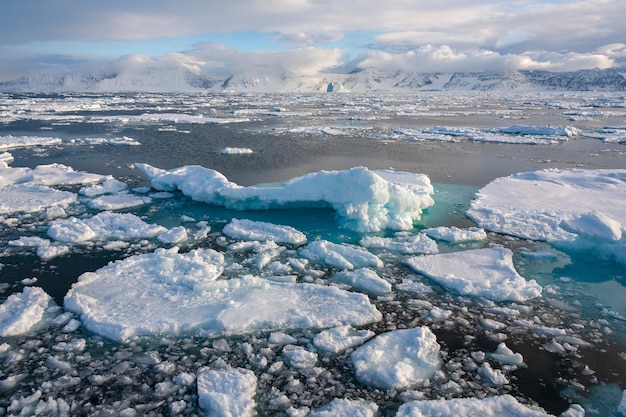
xmin=351 ymin=45 xmax=616 ymax=73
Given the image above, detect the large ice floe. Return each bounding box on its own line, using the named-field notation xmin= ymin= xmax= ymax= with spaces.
xmin=396 ymin=395 xmax=584 ymax=417
xmin=467 ymin=168 xmax=626 ymax=264
xmin=64 ymin=247 xmax=382 ymax=342
xmin=404 ymin=247 xmax=542 ymax=302
xmin=136 ymin=164 xmax=434 ymax=232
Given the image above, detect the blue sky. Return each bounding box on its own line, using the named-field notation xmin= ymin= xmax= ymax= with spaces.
xmin=0 ymin=0 xmax=624 ymax=80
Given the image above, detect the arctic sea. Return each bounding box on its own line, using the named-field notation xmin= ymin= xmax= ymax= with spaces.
xmin=0 ymin=92 xmax=625 ymax=416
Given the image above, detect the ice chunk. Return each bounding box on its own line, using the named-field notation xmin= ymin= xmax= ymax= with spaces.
xmin=309 ymin=399 xmax=378 ymax=417
xmin=350 ymin=327 xmax=441 ymax=390
xmin=87 ymin=193 xmax=152 ymax=210
xmin=467 ymin=168 xmax=626 ymax=241
xmin=0 ymin=135 xmax=62 ymax=150
xmin=489 ymin=342 xmax=526 ymax=367
xmin=0 ymin=185 xmax=77 ymax=215
xmin=48 ymin=211 xmax=167 ymax=243
xmin=0 ymin=163 xmax=105 ymax=187
xmin=222 ymin=218 xmax=306 ymax=245
xmin=396 ymin=394 xmax=571 ymax=417
xmin=423 ymin=226 xmax=487 ymax=243
xmin=478 ymin=362 xmax=509 ymax=386
xmin=79 ymin=178 xmax=128 ymax=197
xmin=282 ymin=345 xmax=318 ymax=369
xmin=405 ymin=247 xmax=542 ymax=302
xmin=331 ymin=268 xmax=392 ymax=295
xmin=300 ymin=240 xmax=383 ymax=270
xmin=220 ymin=147 xmax=253 ymax=154
xmin=313 ymin=325 xmax=375 ymax=353
xmin=197 ymin=367 xmax=257 ymax=417
xmin=360 ymin=232 xmax=438 ymax=255
xmin=157 ymin=226 xmax=188 ymax=244
xmin=0 ymin=287 xmax=56 ymax=336
xmin=136 ymin=164 xmax=434 ymax=232
xmin=64 ymin=247 xmax=381 ymax=342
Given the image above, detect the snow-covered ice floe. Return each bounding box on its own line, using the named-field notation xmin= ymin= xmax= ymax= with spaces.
xmin=467 ymin=168 xmax=626 ymax=264
xmin=136 ymin=164 xmax=434 ymax=232
xmin=404 ymin=247 xmax=542 ymax=302
xmin=396 ymin=395 xmax=584 ymax=417
xmin=222 ymin=218 xmax=306 ymax=245
xmin=197 ymin=367 xmax=257 ymax=417
xmin=64 ymin=247 xmax=382 ymax=342
xmin=0 ymin=287 xmax=57 ymax=337
xmin=350 ymin=327 xmax=442 ymax=390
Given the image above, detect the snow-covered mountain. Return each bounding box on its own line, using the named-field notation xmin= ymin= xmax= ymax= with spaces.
xmin=1 ymin=66 xmax=625 ymax=93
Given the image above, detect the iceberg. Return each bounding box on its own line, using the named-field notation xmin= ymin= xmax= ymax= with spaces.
xmin=197 ymin=367 xmax=257 ymax=417
xmin=0 ymin=287 xmax=56 ymax=337
xmin=136 ymin=164 xmax=434 ymax=232
xmin=404 ymin=247 xmax=542 ymax=302
xmin=350 ymin=327 xmax=442 ymax=390
xmin=64 ymin=247 xmax=382 ymax=342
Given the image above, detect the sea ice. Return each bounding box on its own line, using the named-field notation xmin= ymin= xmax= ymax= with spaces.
xmin=0 ymin=163 xmax=104 ymax=187
xmin=0 ymin=287 xmax=56 ymax=337
xmin=331 ymin=268 xmax=392 ymax=295
xmin=300 ymin=240 xmax=384 ymax=270
xmin=47 ymin=211 xmax=167 ymax=243
xmin=220 ymin=147 xmax=253 ymax=154
xmin=64 ymin=247 xmax=381 ymax=342
xmin=467 ymin=168 xmax=626 ymax=241
xmin=197 ymin=367 xmax=257 ymax=417
xmin=222 ymin=218 xmax=307 ymax=245
xmin=350 ymin=327 xmax=441 ymax=390
xmin=313 ymin=325 xmax=375 ymax=353
xmin=489 ymin=342 xmax=526 ymax=367
xmin=87 ymin=193 xmax=152 ymax=210
xmin=136 ymin=164 xmax=434 ymax=232
xmin=0 ymin=135 xmax=62 ymax=150
xmin=404 ymin=247 xmax=542 ymax=302
xmin=0 ymin=185 xmax=77 ymax=215
xmin=360 ymin=232 xmax=438 ymax=255
xmin=79 ymin=178 xmax=128 ymax=197
xmin=396 ymin=394 xmax=582 ymax=417
xmin=308 ymin=398 xmax=378 ymax=417
xmin=423 ymin=226 xmax=487 ymax=243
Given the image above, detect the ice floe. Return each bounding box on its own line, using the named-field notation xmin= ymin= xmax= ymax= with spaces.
xmin=313 ymin=325 xmax=375 ymax=354
xmin=136 ymin=164 xmax=434 ymax=232
xmin=197 ymin=367 xmax=257 ymax=417
xmin=330 ymin=268 xmax=392 ymax=295
xmin=0 ymin=135 xmax=62 ymax=150
xmin=220 ymin=147 xmax=253 ymax=154
xmin=467 ymin=168 xmax=626 ymax=264
xmin=300 ymin=240 xmax=384 ymax=270
xmin=423 ymin=226 xmax=487 ymax=243
xmin=64 ymin=247 xmax=382 ymax=341
xmin=360 ymin=232 xmax=439 ymax=255
xmin=396 ymin=395 xmax=583 ymax=417
xmin=308 ymin=399 xmax=378 ymax=417
xmin=404 ymin=247 xmax=542 ymax=302
xmin=0 ymin=185 xmax=77 ymax=215
xmin=350 ymin=327 xmax=442 ymax=390
xmin=222 ymin=218 xmax=307 ymax=245
xmin=0 ymin=287 xmax=57 ymax=337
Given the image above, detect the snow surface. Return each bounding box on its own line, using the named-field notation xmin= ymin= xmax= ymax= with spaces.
xmin=136 ymin=164 xmax=434 ymax=232
xmin=0 ymin=287 xmax=56 ymax=337
xmin=197 ymin=367 xmax=257 ymax=417
xmin=396 ymin=395 xmax=582 ymax=417
xmin=64 ymin=247 xmax=382 ymax=342
xmin=350 ymin=327 xmax=442 ymax=390
xmin=404 ymin=247 xmax=542 ymax=302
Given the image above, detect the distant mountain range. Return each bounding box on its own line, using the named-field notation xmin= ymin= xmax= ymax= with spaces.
xmin=2 ymin=66 xmax=625 ymax=93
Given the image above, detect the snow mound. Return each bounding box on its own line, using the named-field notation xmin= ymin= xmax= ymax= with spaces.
xmin=397 ymin=395 xmax=582 ymax=417
xmin=0 ymin=287 xmax=56 ymax=336
xmin=64 ymin=247 xmax=381 ymax=342
xmin=197 ymin=367 xmax=257 ymax=417
xmin=404 ymin=247 xmax=542 ymax=302
xmin=222 ymin=218 xmax=306 ymax=245
xmin=136 ymin=164 xmax=434 ymax=232
xmin=467 ymin=168 xmax=626 ymax=241
xmin=350 ymin=327 xmax=441 ymax=390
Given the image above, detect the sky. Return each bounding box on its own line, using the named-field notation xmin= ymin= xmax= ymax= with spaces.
xmin=0 ymin=0 xmax=625 ymax=81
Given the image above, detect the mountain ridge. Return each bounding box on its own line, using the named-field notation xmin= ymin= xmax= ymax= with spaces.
xmin=1 ymin=66 xmax=625 ymax=93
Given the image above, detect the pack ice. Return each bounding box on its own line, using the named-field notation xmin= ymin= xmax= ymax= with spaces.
xmin=467 ymin=168 xmax=626 ymax=264
xmin=64 ymin=247 xmax=382 ymax=342
xmin=136 ymin=164 xmax=434 ymax=232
